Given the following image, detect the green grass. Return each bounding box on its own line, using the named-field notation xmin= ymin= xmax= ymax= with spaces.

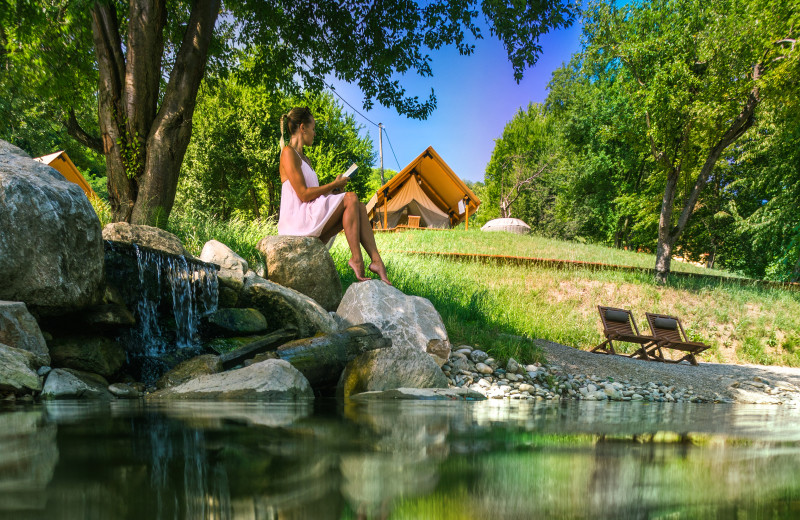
xmin=330 ymin=229 xmax=800 ymax=367
xmin=374 ymin=229 xmax=745 ymax=279
xmin=166 ymin=209 xmax=277 ymax=272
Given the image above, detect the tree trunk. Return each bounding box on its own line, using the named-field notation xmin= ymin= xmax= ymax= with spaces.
xmin=276 ymin=323 xmax=391 ymax=388
xmin=91 ymin=0 xmax=220 ymax=226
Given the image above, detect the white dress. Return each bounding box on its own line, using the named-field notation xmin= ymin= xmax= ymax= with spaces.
xmin=278 ymin=153 xmax=346 ymax=237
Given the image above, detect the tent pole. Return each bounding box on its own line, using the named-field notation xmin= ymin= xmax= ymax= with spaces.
xmin=465 ymin=202 xmax=469 ymax=230
xmin=383 ymin=200 xmax=388 ymax=230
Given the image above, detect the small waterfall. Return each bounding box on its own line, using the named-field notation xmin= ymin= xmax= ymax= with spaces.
xmin=105 ymin=240 xmax=219 ymax=383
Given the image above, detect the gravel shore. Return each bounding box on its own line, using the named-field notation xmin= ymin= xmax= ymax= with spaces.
xmin=444 ymin=341 xmax=800 ymax=404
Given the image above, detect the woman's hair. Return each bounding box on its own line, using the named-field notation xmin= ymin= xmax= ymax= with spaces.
xmin=280 ymin=107 xmax=314 ymax=148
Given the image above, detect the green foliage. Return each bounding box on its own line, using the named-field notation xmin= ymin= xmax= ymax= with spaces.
xmin=484 ymin=103 xmax=565 ymax=232
xmin=176 ymin=76 xmax=375 ymax=221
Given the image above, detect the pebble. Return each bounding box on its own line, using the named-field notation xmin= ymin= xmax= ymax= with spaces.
xmin=470 ymin=350 xmax=489 ymax=363
xmin=441 ymin=346 xmax=800 ymax=404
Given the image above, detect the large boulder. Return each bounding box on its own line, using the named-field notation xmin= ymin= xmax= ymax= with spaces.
xmin=0 ymin=141 xmax=104 ymax=311
xmin=48 ymin=335 xmax=125 ymax=379
xmin=0 ymin=343 xmax=42 ymax=395
xmin=41 ymin=368 xmax=112 ymax=400
xmin=148 ymin=359 xmax=313 ymax=400
xmin=336 ymin=280 xmax=451 ymax=366
xmin=240 ymin=272 xmax=338 ymax=337
xmin=257 ymin=236 xmax=343 ymax=311
xmin=0 ymin=301 xmax=50 ymax=366
xmin=337 ymin=347 xmax=448 ymax=400
xmin=205 ymin=308 xmax=268 ymax=336
xmin=102 ymin=222 xmax=189 ymax=256
xmin=156 ymin=354 xmax=222 ymax=389
xmin=199 ymin=239 xmax=248 ymax=291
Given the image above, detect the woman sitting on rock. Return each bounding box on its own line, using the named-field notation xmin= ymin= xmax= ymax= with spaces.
xmin=278 ymin=107 xmax=390 ymax=284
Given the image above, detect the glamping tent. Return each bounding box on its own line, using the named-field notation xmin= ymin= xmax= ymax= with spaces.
xmin=366 ymin=146 xmax=480 ymax=229
xmin=33 ymin=150 xmax=97 ymax=199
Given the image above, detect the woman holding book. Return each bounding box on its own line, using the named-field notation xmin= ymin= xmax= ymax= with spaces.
xmin=278 ymin=107 xmax=390 ymax=284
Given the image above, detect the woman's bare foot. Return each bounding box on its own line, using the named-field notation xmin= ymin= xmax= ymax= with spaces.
xmin=368 ymin=260 xmax=392 ymax=285
xmin=349 ymin=258 xmax=370 ymax=282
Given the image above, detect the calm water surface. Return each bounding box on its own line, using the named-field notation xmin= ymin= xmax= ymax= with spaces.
xmin=2 ymin=399 xmax=800 ymax=519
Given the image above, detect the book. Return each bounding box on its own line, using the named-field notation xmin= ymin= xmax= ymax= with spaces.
xmin=342 ymin=164 xmax=358 ymax=178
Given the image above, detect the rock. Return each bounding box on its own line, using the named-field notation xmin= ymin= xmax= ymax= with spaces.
xmin=337 ymin=347 xmax=448 ymax=400
xmin=519 ymin=383 xmax=534 ymax=393
xmin=0 ymin=301 xmax=50 ymax=366
xmin=0 ymin=343 xmax=42 ymax=395
xmin=102 ymin=222 xmax=189 ymax=256
xmin=108 ymin=383 xmax=142 ymax=399
xmin=449 ymin=352 xmax=472 ymax=373
xmin=205 ymin=308 xmax=268 ymax=336
xmin=148 ymin=359 xmax=313 ymax=400
xmin=256 ymin=235 xmax=343 ymax=311
xmin=239 ymin=272 xmax=338 ymax=337
xmin=156 ymin=354 xmax=222 ymax=389
xmin=336 ymin=280 xmax=451 ymax=366
xmin=0 ymin=141 xmax=104 ymax=311
xmin=80 ymin=304 xmax=136 ymax=329
xmin=506 ymin=357 xmax=521 ymax=374
xmin=48 ymin=335 xmax=125 ymax=379
xmin=470 ymin=350 xmax=489 ymax=363
xmin=199 ymin=240 xmax=248 ymax=291
xmin=244 ymin=351 xmax=279 ymax=366
xmin=218 ymin=285 xmax=239 ymax=308
xmin=349 ymin=387 xmax=486 ymax=401
xmin=41 ymin=368 xmax=112 ymax=400
xmin=475 ymin=363 xmax=493 ymax=375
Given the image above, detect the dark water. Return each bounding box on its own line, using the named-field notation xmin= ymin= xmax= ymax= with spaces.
xmin=2 ymin=400 xmax=800 ymax=520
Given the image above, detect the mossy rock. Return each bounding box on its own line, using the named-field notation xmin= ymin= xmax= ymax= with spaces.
xmin=205 ymin=334 xmax=277 ymax=355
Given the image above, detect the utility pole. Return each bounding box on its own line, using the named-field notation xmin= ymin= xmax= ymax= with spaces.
xmin=378 ymin=123 xmax=385 ymax=185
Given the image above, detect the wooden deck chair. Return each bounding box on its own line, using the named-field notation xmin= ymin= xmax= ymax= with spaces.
xmin=593 ymin=306 xmax=660 ymax=360
xmin=645 ymin=313 xmax=710 ymax=366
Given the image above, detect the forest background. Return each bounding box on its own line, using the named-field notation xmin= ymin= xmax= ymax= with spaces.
xmin=1 ymin=0 xmax=798 ymax=282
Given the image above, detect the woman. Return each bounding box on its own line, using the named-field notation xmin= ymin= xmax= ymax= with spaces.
xmin=278 ymin=107 xmax=390 ymax=284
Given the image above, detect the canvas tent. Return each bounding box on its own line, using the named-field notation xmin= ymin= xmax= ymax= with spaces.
xmin=366 ymin=146 xmax=480 ymax=229
xmin=33 ymin=150 xmax=97 ymax=199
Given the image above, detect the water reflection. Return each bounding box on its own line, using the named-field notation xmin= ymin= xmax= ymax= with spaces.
xmin=0 ymin=400 xmax=799 ymax=519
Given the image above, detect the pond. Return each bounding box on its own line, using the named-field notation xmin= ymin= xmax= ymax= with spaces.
xmin=2 ymin=399 xmax=800 ymax=519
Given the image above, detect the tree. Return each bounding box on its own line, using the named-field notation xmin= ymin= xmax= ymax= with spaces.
xmin=583 ymin=0 xmax=799 ymax=283
xmin=3 ymin=0 xmax=576 ymax=226
xmin=485 ymin=103 xmax=561 ymax=222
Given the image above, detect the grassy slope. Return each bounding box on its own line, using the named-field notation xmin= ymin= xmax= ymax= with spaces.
xmin=331 ymin=229 xmax=800 ymax=367
xmin=165 ymin=210 xmax=800 ymax=368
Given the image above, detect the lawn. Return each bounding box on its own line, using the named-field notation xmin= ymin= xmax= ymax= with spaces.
xmin=166 ymin=211 xmax=800 ymax=368
xmin=331 ymin=229 xmax=800 ymax=367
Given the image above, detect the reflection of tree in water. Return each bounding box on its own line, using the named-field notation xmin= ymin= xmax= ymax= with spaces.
xmin=339 ymin=401 xmax=450 ymax=519
xmin=0 ymin=410 xmax=58 ymax=518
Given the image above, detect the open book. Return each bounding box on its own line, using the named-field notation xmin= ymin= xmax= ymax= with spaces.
xmin=342 ymin=164 xmax=358 ymax=178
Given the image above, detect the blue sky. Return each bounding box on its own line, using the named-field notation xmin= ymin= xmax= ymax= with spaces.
xmin=327 ymin=21 xmax=584 ymax=184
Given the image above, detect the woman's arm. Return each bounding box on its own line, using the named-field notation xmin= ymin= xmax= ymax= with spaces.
xmin=280 ymin=147 xmax=348 ymax=203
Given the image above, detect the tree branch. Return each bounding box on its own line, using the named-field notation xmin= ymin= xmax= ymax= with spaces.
xmin=64 ymin=109 xmax=103 ymax=154
xmin=674 ymin=63 xmax=762 ymax=236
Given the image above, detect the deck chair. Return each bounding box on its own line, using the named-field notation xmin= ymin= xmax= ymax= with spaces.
xmin=593 ymin=306 xmax=660 ymax=360
xmin=645 ymin=313 xmax=710 ymax=366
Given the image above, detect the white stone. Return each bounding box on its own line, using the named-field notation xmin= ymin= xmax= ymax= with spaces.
xmin=199 ymin=239 xmax=248 ymax=291
xmin=337 ymin=280 xmax=450 ymax=366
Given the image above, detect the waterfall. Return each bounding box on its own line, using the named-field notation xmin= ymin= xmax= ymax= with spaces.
xmin=105 ymin=240 xmax=219 ymax=383
xmin=131 ymin=243 xmax=219 ymax=354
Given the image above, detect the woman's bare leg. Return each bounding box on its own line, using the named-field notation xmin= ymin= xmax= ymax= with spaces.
xmin=340 ymin=193 xmax=369 ymax=281
xmin=357 ymin=202 xmax=390 ymax=284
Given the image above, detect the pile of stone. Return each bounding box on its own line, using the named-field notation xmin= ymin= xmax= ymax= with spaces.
xmin=0 ymin=139 xmax=458 ymax=403
xmin=443 ymin=345 xmax=716 ymax=403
